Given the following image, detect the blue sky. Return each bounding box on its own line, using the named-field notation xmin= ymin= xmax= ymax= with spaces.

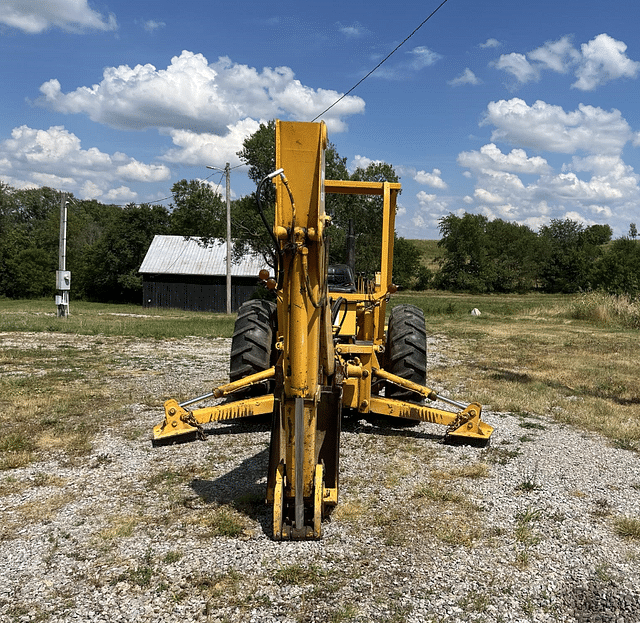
xmin=1 ymin=0 xmax=640 ymax=239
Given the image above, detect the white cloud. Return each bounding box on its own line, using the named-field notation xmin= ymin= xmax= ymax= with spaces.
xmin=0 ymin=0 xmax=117 ymax=33
xmin=348 ymin=155 xmax=382 ymax=173
xmin=480 ymin=38 xmax=501 ymax=49
xmin=37 ymin=51 xmax=365 ymax=136
xmin=492 ymin=33 xmax=640 ymax=90
xmin=414 ymin=168 xmax=448 ymax=189
xmin=573 ymin=34 xmax=640 ymax=90
xmin=448 ymin=68 xmax=482 ymax=87
xmin=409 ymin=46 xmax=443 ymax=70
xmin=481 ymin=98 xmax=634 ymax=156
xmin=416 ymin=191 xmax=437 ymax=204
xmin=337 ymin=22 xmax=369 ymax=38
xmin=492 ymin=53 xmax=540 ymax=83
xmin=406 ymin=191 xmax=451 ymax=235
xmin=457 ymin=100 xmax=640 ymax=232
xmin=474 ymin=188 xmax=505 ymax=205
xmin=373 ymin=46 xmax=442 ymax=79
xmin=162 ymin=119 xmax=262 ymax=166
xmin=0 ymin=125 xmax=170 ymax=201
xmin=458 ymin=143 xmax=551 ymax=175
xmin=527 ymin=35 xmax=580 ymax=74
xmin=116 ymin=161 xmax=171 ymax=183
xmin=142 ymin=20 xmax=165 ymax=33
xmin=103 ymin=186 xmax=137 ymax=202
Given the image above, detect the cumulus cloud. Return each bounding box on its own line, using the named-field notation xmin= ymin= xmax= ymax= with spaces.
xmin=480 ymin=38 xmax=501 ymax=49
xmin=481 ymin=98 xmax=634 ymax=156
xmin=0 ymin=0 xmax=117 ymax=33
xmin=416 ymin=191 xmax=437 ymax=204
xmin=162 ymin=119 xmax=262 ymax=166
xmin=0 ymin=125 xmax=170 ymax=201
xmin=458 ymin=143 xmax=550 ymax=175
xmin=573 ymin=34 xmax=640 ymax=90
xmin=492 ymin=53 xmax=540 ymax=83
xmin=528 ymin=35 xmax=580 ymax=73
xmin=414 ymin=168 xmax=448 ymax=189
xmin=406 ymin=191 xmax=451 ymax=235
xmin=409 ymin=46 xmax=443 ymax=70
xmin=37 ymin=51 xmax=365 ymax=136
xmin=474 ymin=188 xmax=505 ymax=205
xmin=458 ymin=100 xmax=640 ymax=230
xmin=492 ymin=33 xmax=640 ymax=90
xmin=348 ymin=155 xmax=382 ymax=173
xmin=448 ymin=68 xmax=482 ymax=87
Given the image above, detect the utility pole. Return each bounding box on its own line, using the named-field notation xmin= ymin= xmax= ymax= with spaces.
xmin=207 ymin=164 xmax=232 ymax=314
xmin=225 ymin=163 xmax=231 ymax=315
xmin=56 ymin=193 xmax=71 ymax=317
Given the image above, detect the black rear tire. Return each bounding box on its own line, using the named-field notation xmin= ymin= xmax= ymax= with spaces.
xmin=385 ymin=304 xmax=427 ymax=403
xmin=230 ymin=299 xmax=277 ymax=395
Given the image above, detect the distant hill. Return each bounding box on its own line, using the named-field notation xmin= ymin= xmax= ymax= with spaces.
xmin=408 ymin=239 xmax=442 ymax=271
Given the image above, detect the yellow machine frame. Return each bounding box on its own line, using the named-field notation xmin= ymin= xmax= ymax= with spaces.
xmin=153 ymin=120 xmax=493 ymax=540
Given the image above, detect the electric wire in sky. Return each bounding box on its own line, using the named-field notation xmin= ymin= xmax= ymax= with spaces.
xmin=311 ymin=0 xmax=451 ymax=122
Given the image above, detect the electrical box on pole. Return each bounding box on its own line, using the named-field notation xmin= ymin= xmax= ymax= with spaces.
xmin=56 ymin=193 xmax=70 ymax=318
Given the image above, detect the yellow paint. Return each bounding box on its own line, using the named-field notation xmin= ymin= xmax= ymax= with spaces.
xmin=152 ymin=120 xmax=493 ymax=540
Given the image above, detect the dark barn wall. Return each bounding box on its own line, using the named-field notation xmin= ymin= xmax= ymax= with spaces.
xmin=142 ymin=274 xmax=259 ymax=312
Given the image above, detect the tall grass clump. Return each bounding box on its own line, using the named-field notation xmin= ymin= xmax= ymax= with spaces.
xmin=571 ymin=292 xmax=640 ymax=329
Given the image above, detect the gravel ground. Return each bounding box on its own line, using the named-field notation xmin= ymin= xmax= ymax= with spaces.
xmin=0 ymin=332 xmax=639 ymax=623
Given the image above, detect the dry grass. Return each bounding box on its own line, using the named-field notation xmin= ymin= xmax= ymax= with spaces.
xmin=571 ymin=292 xmax=640 ymax=329
xmin=613 ymin=516 xmax=640 ymax=539
xmin=0 ymin=342 xmax=117 ymax=468
xmin=409 ymin=293 xmax=640 ymax=452
xmin=99 ymin=515 xmax=141 ymax=540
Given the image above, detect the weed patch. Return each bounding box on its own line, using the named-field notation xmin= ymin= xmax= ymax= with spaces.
xmin=613 ymin=516 xmax=640 ymax=539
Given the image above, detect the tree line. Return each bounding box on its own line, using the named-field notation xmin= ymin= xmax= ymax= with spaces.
xmin=0 ymin=121 xmax=425 ymax=303
xmin=1 ymin=120 xmax=638 ymax=303
xmin=435 ymin=212 xmax=640 ymax=296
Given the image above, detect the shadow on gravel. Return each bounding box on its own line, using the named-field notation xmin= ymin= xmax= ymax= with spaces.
xmin=187 ymin=412 xmax=449 ymax=538
xmin=342 ymin=413 xmax=444 ymax=443
xmin=563 ymin=576 xmax=640 ymax=622
xmin=189 ymin=447 xmax=271 ymax=534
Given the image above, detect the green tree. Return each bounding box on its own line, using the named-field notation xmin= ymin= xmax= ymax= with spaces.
xmin=0 ymin=185 xmax=61 ymax=298
xmin=435 ymin=213 xmax=491 ymax=292
xmin=583 ymin=224 xmax=613 ymax=246
xmin=538 ymin=219 xmax=603 ymax=293
xmin=484 ymin=219 xmax=541 ymax=292
xmin=83 ymin=203 xmax=170 ymax=302
xmin=169 ymin=179 xmax=226 ymax=238
xmin=327 ymin=161 xmax=402 ymax=279
xmin=393 ymin=236 xmax=426 ymax=290
xmin=69 ymin=199 xmax=121 ymax=300
xmin=435 ymin=213 xmax=542 ymax=293
xmin=590 ymin=237 xmax=640 ymax=296
xmin=629 ymin=223 xmax=638 ymax=240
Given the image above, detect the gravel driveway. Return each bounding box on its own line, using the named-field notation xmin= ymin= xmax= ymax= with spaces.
xmin=1 ymin=333 xmax=638 ymax=623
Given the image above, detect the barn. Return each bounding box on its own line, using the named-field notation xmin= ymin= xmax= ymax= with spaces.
xmin=139 ymin=235 xmax=267 ymax=312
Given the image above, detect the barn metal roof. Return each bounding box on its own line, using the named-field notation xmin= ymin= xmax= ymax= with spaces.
xmin=139 ymin=235 xmax=267 ymax=277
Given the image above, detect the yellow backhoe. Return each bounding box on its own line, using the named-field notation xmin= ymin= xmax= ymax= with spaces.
xmin=152 ymin=120 xmax=493 ymax=540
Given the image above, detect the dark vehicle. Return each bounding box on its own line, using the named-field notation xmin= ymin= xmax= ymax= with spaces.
xmin=328 ymin=264 xmax=356 ymax=293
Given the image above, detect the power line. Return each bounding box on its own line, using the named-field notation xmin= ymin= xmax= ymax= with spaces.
xmin=311 ymin=0 xmax=451 ymax=122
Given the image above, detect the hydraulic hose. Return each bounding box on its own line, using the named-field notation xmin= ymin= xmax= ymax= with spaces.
xmin=256 ymin=169 xmax=285 ymax=287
